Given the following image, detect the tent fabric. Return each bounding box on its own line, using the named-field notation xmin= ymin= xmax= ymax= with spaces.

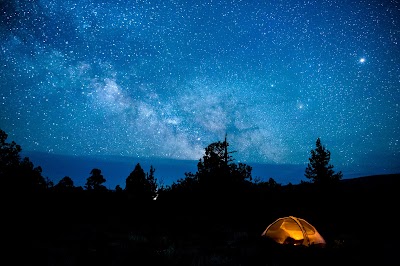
xmin=261 ymin=216 xmax=326 ymax=247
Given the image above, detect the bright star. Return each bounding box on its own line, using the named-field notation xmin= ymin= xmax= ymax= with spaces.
xmin=359 ymin=57 xmax=366 ymax=63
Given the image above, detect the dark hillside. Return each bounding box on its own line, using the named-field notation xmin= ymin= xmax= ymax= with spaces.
xmin=340 ymin=173 xmax=399 ymax=189
xmin=8 ymin=173 xmax=400 ymax=265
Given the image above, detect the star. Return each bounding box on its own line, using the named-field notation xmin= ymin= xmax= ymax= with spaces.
xmin=0 ymin=0 xmax=398 ymax=186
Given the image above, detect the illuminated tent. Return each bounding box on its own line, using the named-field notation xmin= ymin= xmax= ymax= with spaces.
xmin=261 ymin=216 xmax=326 ymax=247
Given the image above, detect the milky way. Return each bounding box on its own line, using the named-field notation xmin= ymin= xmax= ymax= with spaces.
xmin=1 ymin=0 xmax=399 ymax=176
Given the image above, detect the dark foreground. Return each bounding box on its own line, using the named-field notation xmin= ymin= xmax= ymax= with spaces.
xmin=9 ymin=174 xmax=399 ymax=265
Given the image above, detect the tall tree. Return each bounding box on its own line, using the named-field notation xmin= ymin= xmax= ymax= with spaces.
xmin=125 ymin=163 xmax=146 ymax=195
xmin=18 ymin=157 xmax=46 ymax=192
xmin=125 ymin=163 xmax=157 ymax=200
xmin=165 ymin=135 xmax=253 ymax=202
xmin=146 ymin=165 xmax=158 ymax=199
xmin=196 ymin=134 xmax=252 ymax=190
xmin=0 ymin=128 xmax=46 ymax=192
xmin=0 ymin=129 xmax=21 ymax=174
xmin=305 ymin=138 xmax=343 ymax=186
xmin=84 ymin=168 xmax=107 ymax=191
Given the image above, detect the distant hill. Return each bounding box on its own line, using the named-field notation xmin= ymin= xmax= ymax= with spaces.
xmin=339 ymin=173 xmax=400 ymax=189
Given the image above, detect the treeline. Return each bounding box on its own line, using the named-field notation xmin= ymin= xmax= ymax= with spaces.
xmin=5 ymin=128 xmax=396 ymax=265
xmin=1 ymin=128 xmax=343 ymax=202
xmin=0 ymin=129 xmax=342 ymax=200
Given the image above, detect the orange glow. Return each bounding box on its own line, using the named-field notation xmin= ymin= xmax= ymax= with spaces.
xmin=261 ymin=216 xmax=326 ymax=247
xmin=287 ymin=230 xmax=303 ymax=240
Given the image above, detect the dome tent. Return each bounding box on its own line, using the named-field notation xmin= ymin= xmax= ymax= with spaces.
xmin=261 ymin=216 xmax=326 ymax=247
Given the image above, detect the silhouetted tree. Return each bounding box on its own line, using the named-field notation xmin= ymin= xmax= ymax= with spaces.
xmin=126 ymin=163 xmax=145 ymax=191
xmin=197 ymin=135 xmax=233 ymax=184
xmin=0 ymin=129 xmax=21 ymax=174
xmin=146 ymin=165 xmax=158 ymax=199
xmin=265 ymin=177 xmax=280 ymax=189
xmin=54 ymin=176 xmax=75 ymax=191
xmin=229 ymin=162 xmax=253 ymax=183
xmin=84 ymin=168 xmax=107 ymax=191
xmin=0 ymin=128 xmax=46 ymax=193
xmin=305 ymin=138 xmax=343 ymax=186
xmin=45 ymin=177 xmax=54 ymax=189
xmin=125 ymin=163 xmax=157 ymax=200
xmin=115 ymin=184 xmax=123 ymax=192
xmin=173 ymin=134 xmax=253 ymax=203
xmin=18 ymin=157 xmax=46 ymax=192
xmin=171 ymin=172 xmax=199 ymax=194
xmin=196 ymin=135 xmax=252 ymax=186
xmin=159 ymin=136 xmax=254 ymax=202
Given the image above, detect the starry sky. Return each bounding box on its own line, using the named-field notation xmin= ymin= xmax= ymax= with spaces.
xmin=1 ymin=0 xmax=399 ymax=185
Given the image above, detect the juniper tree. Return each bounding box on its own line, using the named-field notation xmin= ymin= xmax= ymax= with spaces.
xmin=125 ymin=163 xmax=158 ymax=200
xmin=85 ymin=168 xmax=107 ymax=191
xmin=305 ymin=138 xmax=343 ymax=186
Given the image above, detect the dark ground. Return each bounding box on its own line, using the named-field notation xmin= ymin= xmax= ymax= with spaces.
xmin=8 ymin=174 xmax=399 ymax=265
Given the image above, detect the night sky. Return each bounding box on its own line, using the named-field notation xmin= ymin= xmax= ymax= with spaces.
xmin=1 ymin=0 xmax=399 ymax=185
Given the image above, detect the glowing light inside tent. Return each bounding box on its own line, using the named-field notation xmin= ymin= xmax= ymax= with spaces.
xmin=281 ymin=220 xmax=304 ymax=240
xmin=287 ymin=231 xmax=303 ymax=240
xmin=261 ymin=216 xmax=326 ymax=247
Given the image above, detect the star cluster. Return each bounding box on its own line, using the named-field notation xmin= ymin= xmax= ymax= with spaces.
xmin=1 ymin=0 xmax=399 ymax=176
